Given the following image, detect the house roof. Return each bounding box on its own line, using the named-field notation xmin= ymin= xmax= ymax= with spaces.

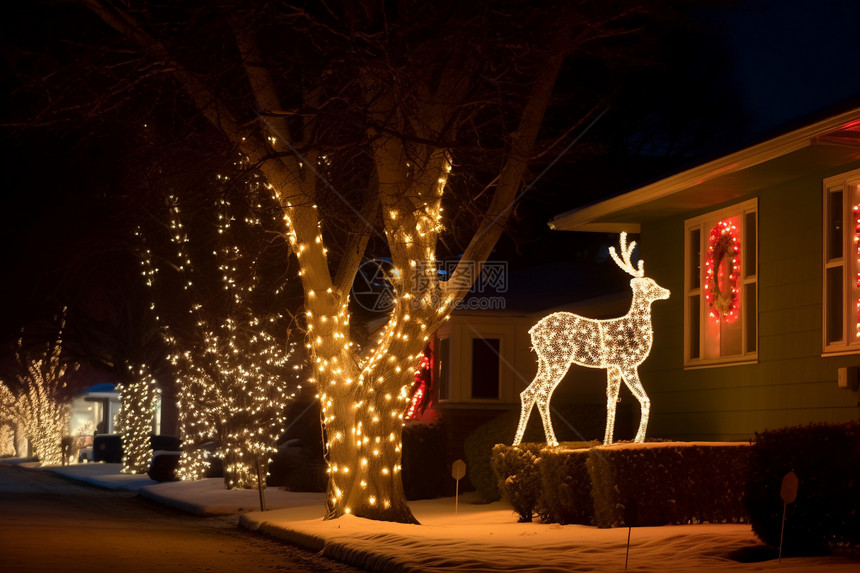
xmin=549 ymin=107 xmax=860 ymax=233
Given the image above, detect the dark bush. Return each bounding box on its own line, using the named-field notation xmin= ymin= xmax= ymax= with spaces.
xmin=93 ymin=434 xmax=123 ymax=463
xmin=148 ymin=451 xmax=180 ymax=482
xmin=492 ymin=441 xmax=750 ymax=527
xmin=744 ymin=421 xmax=860 ymax=554
xmin=465 ymin=411 xmax=519 ymax=503
xmin=491 ymin=443 xmax=545 ymax=521
xmin=269 ymin=401 xmax=326 ymax=491
xmin=492 ymin=442 xmax=597 ymax=523
xmin=402 ymin=422 xmax=448 ymax=500
xmin=538 ymin=445 xmax=596 ymax=525
xmin=268 ymin=438 xmax=327 ymax=491
xmin=588 ymin=443 xmax=749 ymax=528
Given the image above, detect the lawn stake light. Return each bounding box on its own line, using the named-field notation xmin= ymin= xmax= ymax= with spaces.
xmin=513 ymin=233 xmax=670 ymax=446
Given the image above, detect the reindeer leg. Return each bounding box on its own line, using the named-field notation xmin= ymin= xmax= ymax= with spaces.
xmin=604 ymin=367 xmax=622 ymax=445
xmin=623 ymin=368 xmax=651 ymax=443
xmin=513 ymin=383 xmax=536 ymax=446
xmin=535 ymin=393 xmax=559 ymax=447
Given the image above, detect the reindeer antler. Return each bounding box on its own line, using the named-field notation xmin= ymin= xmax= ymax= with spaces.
xmin=609 ymin=232 xmax=644 ymax=278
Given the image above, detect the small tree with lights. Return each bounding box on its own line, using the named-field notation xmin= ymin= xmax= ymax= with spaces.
xmin=0 ymin=311 xmax=78 ymax=465
xmin=140 ymin=179 xmax=304 ymax=489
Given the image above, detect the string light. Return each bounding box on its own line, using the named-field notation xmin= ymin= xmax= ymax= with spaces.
xmin=513 ymin=233 xmax=669 ymax=447
xmin=704 ymin=220 xmax=740 ymax=323
xmin=854 ymin=204 xmax=860 ymax=338
xmin=404 ymin=352 xmax=431 ymax=420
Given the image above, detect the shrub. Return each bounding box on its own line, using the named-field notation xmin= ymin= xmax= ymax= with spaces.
xmin=492 ymin=441 xmax=597 ymax=522
xmin=491 ymin=443 xmax=544 ymax=521
xmin=402 ymin=422 xmax=448 ymax=500
xmin=744 ymin=421 xmax=860 ymax=554
xmin=464 ymin=411 xmax=520 ymax=503
xmin=588 ymin=442 xmax=750 ymax=528
xmin=538 ymin=445 xmax=596 ymax=525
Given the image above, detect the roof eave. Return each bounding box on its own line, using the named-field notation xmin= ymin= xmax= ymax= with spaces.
xmin=550 ymin=107 xmax=860 ymax=232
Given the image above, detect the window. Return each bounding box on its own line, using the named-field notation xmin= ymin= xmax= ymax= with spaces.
xmin=471 ymin=337 xmax=500 ymax=399
xmin=685 ymin=199 xmax=758 ymax=366
xmin=823 ymin=168 xmax=860 ymax=353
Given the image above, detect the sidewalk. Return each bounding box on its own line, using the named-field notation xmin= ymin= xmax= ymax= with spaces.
xmin=7 ymin=458 xmax=858 ymax=572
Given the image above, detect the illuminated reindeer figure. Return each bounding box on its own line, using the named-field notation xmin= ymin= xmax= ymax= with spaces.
xmin=513 ymin=233 xmax=670 ymax=447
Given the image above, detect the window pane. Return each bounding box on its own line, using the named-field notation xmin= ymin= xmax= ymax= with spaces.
xmin=827 ymin=190 xmax=843 ymax=261
xmin=689 ymin=228 xmax=701 ymax=289
xmin=437 ymin=338 xmax=450 ymax=400
xmin=745 ymin=283 xmax=757 ymax=353
xmin=471 ymin=338 xmax=500 ymax=399
xmin=826 ymin=266 xmax=844 ymax=344
xmin=720 ymin=312 xmax=743 ymax=356
xmin=689 ymin=295 xmax=700 ymax=359
xmin=744 ymin=211 xmax=756 ymax=278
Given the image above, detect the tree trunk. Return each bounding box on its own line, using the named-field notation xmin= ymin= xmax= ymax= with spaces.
xmin=322 ymin=361 xmax=419 ymax=523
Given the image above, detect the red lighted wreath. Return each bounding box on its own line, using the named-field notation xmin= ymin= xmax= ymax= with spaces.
xmin=704 ymin=220 xmax=740 ymax=322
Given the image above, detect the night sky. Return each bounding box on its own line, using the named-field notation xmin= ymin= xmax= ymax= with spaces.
xmin=1 ymin=0 xmax=860 ymax=364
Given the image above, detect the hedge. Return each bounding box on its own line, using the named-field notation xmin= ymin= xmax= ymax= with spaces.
xmin=538 ymin=446 xmax=595 ymax=525
xmin=492 ymin=441 xmax=750 ymax=527
xmin=588 ymin=442 xmax=750 ymax=527
xmin=744 ymin=421 xmax=860 ymax=554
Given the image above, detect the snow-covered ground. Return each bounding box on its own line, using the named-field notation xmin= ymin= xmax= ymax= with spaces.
xmin=10 ymin=459 xmax=859 ymax=572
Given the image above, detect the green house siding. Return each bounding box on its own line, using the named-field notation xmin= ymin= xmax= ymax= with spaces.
xmin=639 ymin=164 xmax=860 ymax=441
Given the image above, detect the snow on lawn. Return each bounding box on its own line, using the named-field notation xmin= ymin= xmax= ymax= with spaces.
xmin=10 ymin=458 xmax=858 ymax=572
xmin=241 ymin=495 xmax=859 ymax=573
xmin=40 ymin=461 xmax=158 ymax=491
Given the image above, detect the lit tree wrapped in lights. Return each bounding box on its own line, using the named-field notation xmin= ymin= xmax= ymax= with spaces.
xmin=0 ymin=386 xmax=20 ymax=457
xmin=0 ymin=312 xmax=78 ymax=465
xmin=63 ymin=0 xmax=671 ymax=523
xmin=141 ymin=189 xmax=302 ymax=490
xmin=115 ymin=364 xmax=160 ymax=474
xmin=0 ymin=423 xmax=15 ymax=457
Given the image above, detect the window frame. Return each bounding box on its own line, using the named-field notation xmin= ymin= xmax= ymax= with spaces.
xmin=822 ymin=168 xmax=860 ymax=355
xmin=435 ymin=336 xmax=451 ymax=401
xmin=684 ymin=198 xmax=759 ymax=368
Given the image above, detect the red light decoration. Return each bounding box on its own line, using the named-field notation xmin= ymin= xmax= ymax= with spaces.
xmin=854 ymin=204 xmax=860 ymax=337
xmin=404 ymin=352 xmax=432 ymax=420
xmin=704 ymin=220 xmax=741 ymax=323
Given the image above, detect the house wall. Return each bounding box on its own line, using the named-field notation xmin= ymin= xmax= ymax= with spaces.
xmin=435 ymin=312 xmax=537 ymax=407
xmin=640 ymin=161 xmax=860 ymax=441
